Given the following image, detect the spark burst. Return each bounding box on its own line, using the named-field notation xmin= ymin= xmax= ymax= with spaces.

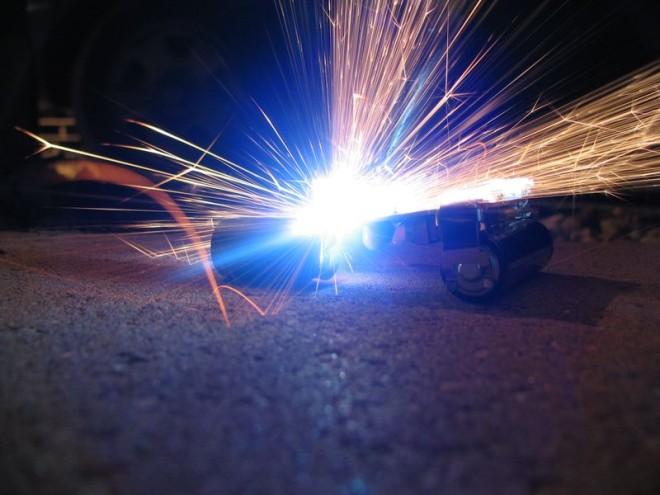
xmin=25 ymin=0 xmax=660 ymax=323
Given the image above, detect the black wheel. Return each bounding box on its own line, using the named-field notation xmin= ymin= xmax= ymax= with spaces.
xmin=444 ymin=241 xmax=505 ymax=303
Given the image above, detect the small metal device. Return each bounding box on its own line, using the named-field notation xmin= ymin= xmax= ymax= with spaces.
xmin=436 ymin=200 xmax=553 ymax=301
xmin=210 ymin=217 xmax=336 ymax=286
xmin=211 ymin=200 xmax=552 ymax=295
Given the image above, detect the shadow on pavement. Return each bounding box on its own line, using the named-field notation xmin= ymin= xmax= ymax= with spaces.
xmin=469 ymin=272 xmax=638 ymax=326
xmin=384 ymin=263 xmax=638 ymax=326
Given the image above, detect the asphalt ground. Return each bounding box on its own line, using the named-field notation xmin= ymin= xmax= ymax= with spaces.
xmin=1 ymin=231 xmax=659 ymax=495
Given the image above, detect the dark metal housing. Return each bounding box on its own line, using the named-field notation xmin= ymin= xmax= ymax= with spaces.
xmin=437 ymin=200 xmax=553 ymax=301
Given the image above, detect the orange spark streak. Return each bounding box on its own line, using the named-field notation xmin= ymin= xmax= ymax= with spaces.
xmin=46 ymin=159 xmax=236 ymax=326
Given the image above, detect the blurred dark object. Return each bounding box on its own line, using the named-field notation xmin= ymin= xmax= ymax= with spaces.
xmin=0 ymin=1 xmax=37 ymax=228
xmin=538 ymin=196 xmax=660 ymax=244
xmin=30 ymin=0 xmax=267 ymax=148
xmin=0 ymin=2 xmax=36 ymax=157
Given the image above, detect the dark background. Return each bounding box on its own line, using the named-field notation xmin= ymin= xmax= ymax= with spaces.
xmin=0 ymin=0 xmax=658 ymax=228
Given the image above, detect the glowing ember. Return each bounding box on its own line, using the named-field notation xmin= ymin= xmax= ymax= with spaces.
xmin=290 ymin=165 xmax=419 ymax=240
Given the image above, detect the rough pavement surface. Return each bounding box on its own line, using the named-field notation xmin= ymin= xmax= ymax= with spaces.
xmin=1 ymin=232 xmax=659 ymax=495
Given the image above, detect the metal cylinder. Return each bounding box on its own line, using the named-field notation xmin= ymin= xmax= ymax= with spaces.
xmin=361 ymin=219 xmax=395 ymax=250
xmin=211 ymin=217 xmax=336 ymax=286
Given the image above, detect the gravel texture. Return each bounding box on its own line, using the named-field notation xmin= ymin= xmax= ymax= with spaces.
xmin=1 ymin=231 xmax=659 ymax=495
